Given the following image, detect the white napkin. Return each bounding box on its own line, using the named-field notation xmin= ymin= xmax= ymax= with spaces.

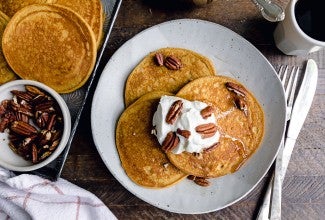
xmin=0 ymin=167 xmax=116 ymax=220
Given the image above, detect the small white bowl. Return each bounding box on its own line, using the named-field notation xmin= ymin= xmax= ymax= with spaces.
xmin=0 ymin=80 xmax=71 ymax=172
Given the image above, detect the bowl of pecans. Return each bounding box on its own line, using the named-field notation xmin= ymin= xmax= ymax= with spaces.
xmin=0 ymin=80 xmax=71 ymax=171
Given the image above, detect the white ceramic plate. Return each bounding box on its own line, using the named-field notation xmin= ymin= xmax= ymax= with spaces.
xmin=91 ymin=19 xmax=286 ymax=214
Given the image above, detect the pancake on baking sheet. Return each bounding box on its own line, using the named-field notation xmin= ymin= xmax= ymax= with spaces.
xmin=53 ymin=0 xmax=104 ymax=47
xmin=124 ymin=47 xmax=216 ymax=107
xmin=116 ymin=91 xmax=186 ymax=188
xmin=165 ymin=75 xmax=264 ymax=178
xmin=0 ymin=10 xmax=17 ymax=84
xmin=0 ymin=0 xmax=54 ymax=17
xmin=2 ymin=4 xmax=97 ymax=93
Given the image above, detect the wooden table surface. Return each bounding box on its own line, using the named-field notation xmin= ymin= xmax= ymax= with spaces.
xmin=62 ymin=0 xmax=325 ymax=219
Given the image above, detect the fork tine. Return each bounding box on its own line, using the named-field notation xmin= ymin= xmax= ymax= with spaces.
xmin=286 ymin=67 xmax=300 ymax=120
xmin=279 ymin=65 xmax=288 ymax=86
xmin=285 ymin=66 xmax=297 ymax=101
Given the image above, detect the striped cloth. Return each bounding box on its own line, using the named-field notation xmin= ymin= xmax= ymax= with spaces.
xmin=0 ymin=167 xmax=116 ymax=220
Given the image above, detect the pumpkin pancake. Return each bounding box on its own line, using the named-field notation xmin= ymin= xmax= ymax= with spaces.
xmin=0 ymin=10 xmax=16 ymax=84
xmin=53 ymin=0 xmax=103 ymax=47
xmin=124 ymin=47 xmax=216 ymax=107
xmin=116 ymin=91 xmax=187 ymax=188
xmin=2 ymin=4 xmax=97 ymax=93
xmin=0 ymin=0 xmax=55 ymax=17
xmin=164 ymin=75 xmax=264 ymax=178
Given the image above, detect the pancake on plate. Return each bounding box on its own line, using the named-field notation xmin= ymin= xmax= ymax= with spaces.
xmin=0 ymin=0 xmax=54 ymax=17
xmin=53 ymin=0 xmax=103 ymax=47
xmin=2 ymin=4 xmax=97 ymax=93
xmin=165 ymin=75 xmax=264 ymax=178
xmin=0 ymin=10 xmax=16 ymax=84
xmin=124 ymin=47 xmax=216 ymax=107
xmin=116 ymin=91 xmax=187 ymax=188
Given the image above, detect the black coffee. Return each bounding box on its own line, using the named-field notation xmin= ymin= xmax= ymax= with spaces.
xmin=295 ymin=0 xmax=325 ymax=41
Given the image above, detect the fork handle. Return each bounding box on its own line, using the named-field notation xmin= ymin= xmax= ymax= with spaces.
xmin=257 ymin=173 xmax=274 ymax=220
xmin=270 ymin=158 xmax=282 ymax=220
xmin=270 ymin=137 xmax=297 ymax=219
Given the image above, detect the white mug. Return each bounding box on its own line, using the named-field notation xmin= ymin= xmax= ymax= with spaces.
xmin=273 ymin=0 xmax=325 ymax=56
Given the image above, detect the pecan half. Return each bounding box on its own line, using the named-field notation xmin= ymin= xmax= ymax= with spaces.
xmin=161 ymin=131 xmax=180 ymax=151
xmin=10 ymin=121 xmax=37 ymax=136
xmin=194 ymin=177 xmax=210 ymax=187
xmin=35 ymin=101 xmax=55 ymax=112
xmin=200 ymin=106 xmax=215 ymax=119
xmin=39 ymin=151 xmax=52 ymax=160
xmin=25 ymin=85 xmax=45 ymax=96
xmin=11 ymin=90 xmax=34 ymax=102
xmin=166 ymin=100 xmax=183 ymax=124
xmin=234 ymin=97 xmax=248 ymax=116
xmin=155 ymin=53 xmax=164 ymax=66
xmin=164 ymin=56 xmax=182 ymax=70
xmin=195 ymin=123 xmax=217 ymax=138
xmin=46 ymin=114 xmax=57 ymax=130
xmin=225 ymin=82 xmax=247 ymax=97
xmin=36 ymin=112 xmax=49 ymax=128
xmin=187 ymin=175 xmax=196 ymax=180
xmin=176 ymin=128 xmax=191 ymax=139
xmin=187 ymin=175 xmax=210 ymax=187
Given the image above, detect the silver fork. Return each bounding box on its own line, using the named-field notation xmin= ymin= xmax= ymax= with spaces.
xmin=257 ymin=65 xmax=300 ymax=220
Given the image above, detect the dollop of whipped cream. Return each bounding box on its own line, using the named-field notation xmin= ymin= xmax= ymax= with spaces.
xmin=152 ymin=95 xmax=220 ymax=154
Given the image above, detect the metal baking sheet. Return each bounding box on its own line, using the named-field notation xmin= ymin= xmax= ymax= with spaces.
xmin=15 ymin=0 xmax=123 ymax=181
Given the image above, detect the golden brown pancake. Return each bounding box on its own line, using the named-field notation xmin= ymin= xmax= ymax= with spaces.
xmin=2 ymin=4 xmax=97 ymax=93
xmin=165 ymin=75 xmax=264 ymax=178
xmin=0 ymin=0 xmax=55 ymax=17
xmin=53 ymin=0 xmax=103 ymax=47
xmin=124 ymin=47 xmax=216 ymax=107
xmin=116 ymin=91 xmax=186 ymax=188
xmin=0 ymin=10 xmax=16 ymax=84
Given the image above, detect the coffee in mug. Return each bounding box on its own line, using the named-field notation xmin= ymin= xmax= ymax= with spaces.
xmin=273 ymin=0 xmax=325 ymax=56
xmin=295 ymin=0 xmax=325 ymax=42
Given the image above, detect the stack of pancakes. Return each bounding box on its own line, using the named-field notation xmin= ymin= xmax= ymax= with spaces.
xmin=0 ymin=11 xmax=16 ymax=84
xmin=116 ymin=47 xmax=264 ymax=188
xmin=0 ymin=0 xmax=103 ymax=93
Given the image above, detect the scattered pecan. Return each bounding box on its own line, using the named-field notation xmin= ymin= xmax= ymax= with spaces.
xmin=187 ymin=175 xmax=210 ymax=187
xmin=176 ymin=128 xmax=191 ymax=139
xmin=187 ymin=175 xmax=196 ymax=180
xmin=155 ymin=53 xmax=164 ymax=66
xmin=164 ymin=55 xmax=182 ymax=70
xmin=200 ymin=106 xmax=215 ymax=119
xmin=161 ymin=131 xmax=180 ymax=151
xmin=195 ymin=123 xmax=218 ymax=138
xmin=194 ymin=177 xmax=210 ymax=187
xmin=234 ymin=97 xmax=248 ymax=116
xmin=225 ymin=82 xmax=247 ymax=97
xmin=166 ymin=100 xmax=183 ymax=125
